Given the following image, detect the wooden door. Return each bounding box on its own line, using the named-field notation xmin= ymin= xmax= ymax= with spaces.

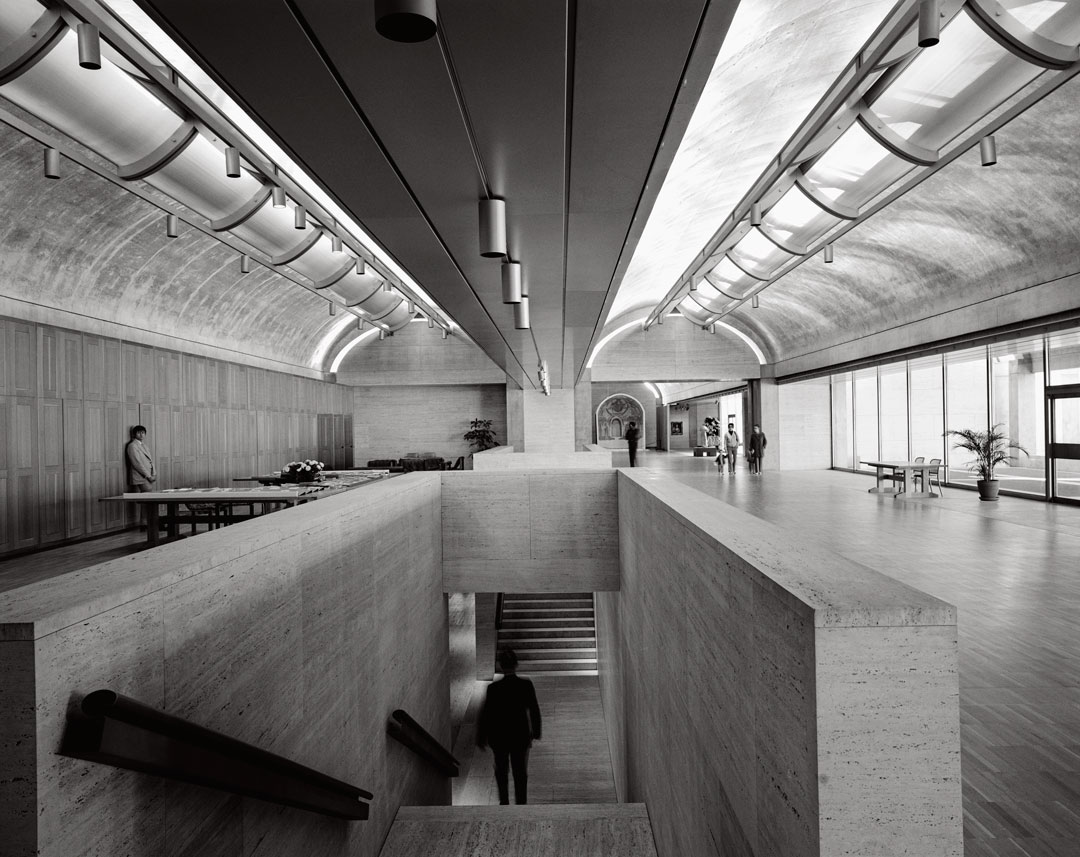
xmin=13 ymin=397 xmax=38 ymax=550
xmin=86 ymin=400 xmax=107 ymax=533
xmin=63 ymin=399 xmax=85 ymax=539
xmin=39 ymin=397 xmax=64 ymax=544
xmin=317 ymin=413 xmax=334 ymax=466
xmin=0 ymin=396 xmax=11 ymax=553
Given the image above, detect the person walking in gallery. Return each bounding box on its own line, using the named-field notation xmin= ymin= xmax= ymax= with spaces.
xmin=625 ymin=421 xmax=640 ymax=467
xmin=125 ymin=425 xmax=156 ymax=492
xmin=476 ymin=649 xmax=542 ymax=805
xmin=723 ymin=422 xmax=740 ymax=474
xmin=748 ymin=423 xmax=768 ymax=474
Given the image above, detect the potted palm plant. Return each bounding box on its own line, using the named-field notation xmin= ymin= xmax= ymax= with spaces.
xmin=945 ymin=424 xmax=1027 ymax=501
xmin=463 ymin=418 xmax=499 ymax=453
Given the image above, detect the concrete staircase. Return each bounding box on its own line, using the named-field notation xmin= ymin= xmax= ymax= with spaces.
xmin=380 ymin=805 xmax=657 ymax=856
xmin=496 ymin=593 xmax=598 ymax=676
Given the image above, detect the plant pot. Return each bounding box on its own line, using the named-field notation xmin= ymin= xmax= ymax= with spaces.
xmin=977 ymin=479 xmax=999 ymax=501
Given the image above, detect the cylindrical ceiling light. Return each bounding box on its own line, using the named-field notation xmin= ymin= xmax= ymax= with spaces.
xmin=77 ymin=23 xmax=101 ymax=70
xmin=689 ymin=277 xmax=698 ymax=292
xmin=331 ymin=235 xmax=343 ymax=253
xmin=823 ymin=243 xmax=834 ymax=263
xmin=514 ymin=296 xmax=530 ymax=329
xmin=709 ymin=324 xmax=717 ymax=334
xmin=383 ymin=281 xmax=393 ymax=292
xmin=750 ymin=202 xmax=762 ymax=226
xmin=225 ymin=146 xmax=241 ymax=178
xmin=329 ymin=301 xmax=336 ymax=316
xmin=271 ymin=186 xmax=286 ymax=208
xmin=918 ymin=0 xmax=940 ymax=48
xmin=294 ymin=205 xmax=307 ymax=229
xmin=374 ymin=0 xmax=437 ymax=42
xmin=442 ymin=328 xmax=448 ymax=340
xmin=752 ymin=294 xmax=760 ymax=309
xmin=239 ymin=254 xmax=251 ymax=274
xmin=980 ymin=135 xmax=997 ymax=166
xmin=657 ymin=312 xmax=664 ymax=324
xmin=356 ymin=259 xmax=366 ymax=275
xmin=358 ymin=318 xmax=365 ymax=330
xmin=407 ymin=300 xmax=415 ymax=314
xmin=166 ymin=214 xmax=179 ymax=238
xmin=501 ymin=261 xmax=522 ymax=303
xmin=428 ymin=317 xmax=435 ymax=329
xmin=379 ymin=329 xmax=386 ymax=341
xmin=44 ymin=147 xmax=60 ymax=179
xmin=478 ymin=198 xmax=507 ymax=258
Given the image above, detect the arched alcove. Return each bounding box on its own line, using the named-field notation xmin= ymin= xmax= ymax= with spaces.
xmin=595 ymin=394 xmax=645 ymax=448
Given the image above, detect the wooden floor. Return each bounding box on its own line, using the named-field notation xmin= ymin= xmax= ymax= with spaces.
xmin=452 ymin=675 xmax=617 ymax=806
xmin=649 ymin=453 xmax=1080 ymax=857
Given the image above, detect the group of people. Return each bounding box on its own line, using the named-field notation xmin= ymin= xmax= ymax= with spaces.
xmin=716 ymin=422 xmax=767 ymax=475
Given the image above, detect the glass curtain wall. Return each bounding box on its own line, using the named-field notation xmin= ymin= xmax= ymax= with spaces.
xmin=854 ymin=369 xmax=879 ymax=470
xmin=828 ymin=324 xmax=1080 ymax=502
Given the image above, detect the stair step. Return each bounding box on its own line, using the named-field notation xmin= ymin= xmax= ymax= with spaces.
xmin=503 ymin=598 xmax=593 ymax=609
xmin=499 ymin=627 xmax=596 ymax=640
xmin=516 ymin=647 xmax=597 ymax=659
xmin=501 ymin=619 xmax=595 ymax=629
xmin=498 ymin=630 xmax=600 ymax=643
xmin=501 ymin=592 xmax=592 ymax=601
xmin=511 ymin=659 xmax=598 ymax=671
xmin=503 ymin=608 xmax=595 ymax=619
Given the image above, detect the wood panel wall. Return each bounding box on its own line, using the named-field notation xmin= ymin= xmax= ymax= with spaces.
xmin=0 ymin=316 xmax=353 ymax=557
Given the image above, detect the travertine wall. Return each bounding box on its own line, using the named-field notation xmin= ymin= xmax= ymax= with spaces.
xmin=441 ymin=471 xmax=620 ymax=592
xmin=597 ymin=472 xmax=961 ymax=857
xmin=352 ymin=383 xmax=507 ymax=464
xmin=522 ymin=389 xmax=576 ymax=452
xmin=0 ymin=474 xmax=449 ymax=857
xmin=471 ymin=448 xmax=613 ymax=471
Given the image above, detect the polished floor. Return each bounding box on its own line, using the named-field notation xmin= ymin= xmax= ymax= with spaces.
xmin=647 ymin=452 xmax=1080 ymax=857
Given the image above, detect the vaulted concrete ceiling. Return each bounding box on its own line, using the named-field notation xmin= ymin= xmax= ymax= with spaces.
xmin=130 ymin=0 xmax=735 ymax=389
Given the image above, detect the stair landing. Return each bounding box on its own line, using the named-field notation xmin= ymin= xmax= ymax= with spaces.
xmin=379 ymin=804 xmax=658 ymax=857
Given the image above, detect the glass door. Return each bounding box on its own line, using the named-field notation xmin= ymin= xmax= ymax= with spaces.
xmin=1047 ymin=385 xmax=1080 ymax=502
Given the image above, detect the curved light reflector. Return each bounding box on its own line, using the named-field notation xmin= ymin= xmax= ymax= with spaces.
xmin=329 ymin=329 xmax=380 ymax=373
xmin=586 ymin=317 xmax=649 ymax=368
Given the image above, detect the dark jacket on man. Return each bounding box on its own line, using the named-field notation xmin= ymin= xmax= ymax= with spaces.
xmin=476 ymin=674 xmax=542 ymax=750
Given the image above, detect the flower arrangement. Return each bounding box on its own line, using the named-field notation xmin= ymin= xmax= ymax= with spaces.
xmin=280 ymin=459 xmax=325 ymax=483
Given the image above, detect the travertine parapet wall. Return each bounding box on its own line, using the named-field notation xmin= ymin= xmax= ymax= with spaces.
xmin=472 ymin=447 xmax=613 ymax=470
xmin=441 ymin=471 xmax=619 ymax=592
xmin=596 ymin=471 xmax=961 ymax=857
xmin=0 ymin=473 xmax=449 ymax=857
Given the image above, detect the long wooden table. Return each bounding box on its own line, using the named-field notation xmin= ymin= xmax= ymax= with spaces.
xmin=103 ymin=474 xmax=393 ymax=546
xmin=863 ymin=460 xmax=940 ymax=498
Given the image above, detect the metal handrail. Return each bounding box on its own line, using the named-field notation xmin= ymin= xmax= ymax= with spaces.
xmin=61 ymin=689 xmax=372 ymax=819
xmin=387 ymin=710 xmax=459 ymax=777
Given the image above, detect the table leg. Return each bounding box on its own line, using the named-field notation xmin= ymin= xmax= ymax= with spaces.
xmin=868 ymin=465 xmax=893 ymax=494
xmin=146 ymin=503 xmax=160 ymax=547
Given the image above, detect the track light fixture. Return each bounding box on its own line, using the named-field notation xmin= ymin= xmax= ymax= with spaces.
xmin=689 ymin=277 xmax=698 ymax=292
xmin=407 ymin=300 xmax=415 ymax=314
xmin=240 ymin=254 xmax=251 ymax=274
xmin=374 ymin=0 xmax=437 ymax=43
xmin=428 ymin=318 xmax=435 ymax=329
xmin=442 ymin=328 xmax=448 ymax=340
xmin=750 ymin=202 xmax=762 ymax=227
xmin=383 ymin=281 xmax=393 ymax=292
xmin=501 ymin=261 xmax=522 ymax=303
xmin=331 ymin=235 xmax=343 ymax=253
xmin=329 ymin=301 xmax=336 ymax=316
xmin=752 ymin=294 xmax=760 ymax=308
xmin=379 ymin=329 xmax=386 ymax=341
xmin=709 ymin=324 xmax=717 ymax=334
xmin=657 ymin=312 xmax=664 ymax=324
xmin=356 ymin=259 xmax=366 ymax=275
xmin=823 ymin=244 xmax=834 ymax=263
xmin=294 ymin=205 xmax=306 ymax=229
xmin=918 ymin=0 xmax=940 ymax=48
xmin=44 ymin=147 xmax=60 ymax=179
xmin=358 ymin=318 xmax=365 ymax=331
xmin=980 ymin=135 xmax=997 ymax=167
xmin=271 ymin=186 xmax=286 ymax=208
xmin=225 ymin=146 xmax=241 ymax=178
xmin=166 ymin=214 xmax=179 ymax=238
xmin=478 ymin=198 xmax=507 ymax=258
xmin=514 ymin=296 xmax=530 ymax=330
xmin=77 ymin=23 xmax=101 ymax=70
